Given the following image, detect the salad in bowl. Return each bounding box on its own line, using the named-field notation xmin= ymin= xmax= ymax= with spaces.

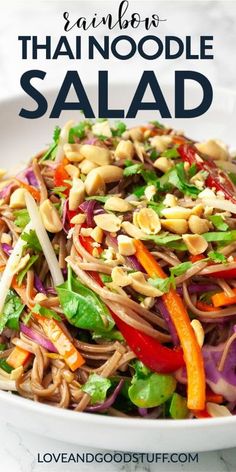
xmin=0 ymin=117 xmax=235 ymax=421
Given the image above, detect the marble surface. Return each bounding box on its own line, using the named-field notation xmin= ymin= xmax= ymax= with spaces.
xmin=0 ymin=1 xmax=236 ymax=471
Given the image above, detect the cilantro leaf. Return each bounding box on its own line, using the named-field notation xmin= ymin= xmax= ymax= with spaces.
xmin=133 ymin=185 xmax=146 ymax=198
xmin=86 ymin=195 xmax=109 ymax=203
xmin=124 ymin=163 xmax=143 ymax=176
xmin=81 ymin=373 xmax=111 ymax=404
xmin=149 ymin=149 xmax=159 ymax=161
xmin=170 ymin=261 xmax=193 ymax=278
xmin=32 ymin=304 xmax=62 ymax=321
xmin=162 ymin=147 xmax=180 ymax=159
xmin=21 ymin=230 xmax=42 ymax=252
xmin=147 ymin=202 xmax=165 ymax=216
xmin=168 ymin=163 xmax=200 ymax=197
xmin=112 ymin=122 xmax=127 ymax=137
xmin=208 ymin=251 xmax=227 ymax=263
xmin=148 ymin=277 xmax=171 ymax=293
xmin=68 ymin=122 xmax=86 ymax=143
xmin=209 ymin=215 xmax=229 ymax=231
xmin=13 ymin=209 xmax=30 ymax=229
xmin=41 ymin=126 xmax=61 ymax=161
xmin=0 ymin=289 xmax=25 ymax=333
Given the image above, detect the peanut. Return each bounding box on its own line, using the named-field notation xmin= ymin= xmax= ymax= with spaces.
xmin=39 ymin=199 xmax=63 ymax=233
xmin=80 ymin=145 xmax=111 ymax=165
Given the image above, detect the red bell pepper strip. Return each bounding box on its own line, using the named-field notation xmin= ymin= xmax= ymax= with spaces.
xmin=54 ymin=162 xmax=71 ymax=197
xmin=78 ymin=237 xmax=185 ymax=374
xmin=134 ymin=240 xmax=206 ymax=410
xmin=207 ymin=267 xmax=236 ymax=279
xmin=110 ymin=315 xmax=184 ymax=373
xmin=178 ymin=144 xmax=236 ymax=202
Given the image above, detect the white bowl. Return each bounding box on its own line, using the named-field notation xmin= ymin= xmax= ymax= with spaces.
xmin=0 ymin=84 xmax=236 ymax=453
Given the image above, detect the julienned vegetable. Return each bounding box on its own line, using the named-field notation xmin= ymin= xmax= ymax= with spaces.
xmin=134 ymin=240 xmax=206 ymax=411
xmin=0 ymin=118 xmax=235 ymax=419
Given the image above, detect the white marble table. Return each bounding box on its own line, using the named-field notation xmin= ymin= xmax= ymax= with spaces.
xmin=0 ymin=1 xmax=236 ymax=470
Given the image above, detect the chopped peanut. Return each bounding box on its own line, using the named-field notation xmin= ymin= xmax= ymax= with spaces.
xmin=79 ymin=159 xmax=98 ymax=175
xmin=80 ymin=145 xmax=111 ymax=165
xmin=130 ymin=272 xmax=163 ymax=297
xmin=150 ymin=135 xmax=172 ymax=153
xmin=161 ymin=206 xmax=192 ymax=220
xmin=94 ymin=213 xmax=122 ymax=233
xmin=70 ymin=213 xmax=86 ymax=225
xmin=182 ymin=234 xmax=208 ymax=255
xmin=9 ymin=188 xmax=26 ymax=209
xmin=161 ymin=218 xmax=188 ymax=235
xmin=135 ymin=208 xmax=161 ymax=235
xmin=111 ymin=267 xmax=131 ymax=287
xmin=115 ymin=140 xmax=134 ymax=160
xmin=68 ymin=178 xmax=85 ymax=211
xmin=144 ymin=185 xmax=156 ymax=201
xmin=39 ymin=199 xmax=63 ymax=233
xmin=117 ymin=235 xmax=136 ymax=256
xmin=85 ymin=170 xmax=106 ymax=196
xmin=188 ymin=215 xmax=210 ymax=234
xmin=154 ymin=157 xmax=173 ymax=173
xmin=63 ymin=144 xmax=84 ymax=162
xmin=91 ymin=226 xmax=103 ymax=243
xmin=65 ymin=164 xmax=80 ymax=179
xmin=121 ymin=221 xmax=147 ymax=239
xmin=163 ymin=194 xmax=178 ymax=207
xmin=104 ymin=196 xmax=132 ymax=212
xmin=195 ymin=139 xmax=229 ymax=161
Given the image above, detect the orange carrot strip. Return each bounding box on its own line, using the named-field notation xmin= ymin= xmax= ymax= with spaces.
xmin=16 ymin=179 xmax=40 ymax=202
xmin=212 ymin=289 xmax=236 ymax=308
xmin=7 ymin=346 xmax=31 ymax=368
xmin=36 ymin=315 xmax=85 ymax=371
xmin=134 ymin=239 xmax=206 ymax=411
xmin=12 ymin=281 xmax=84 ymax=371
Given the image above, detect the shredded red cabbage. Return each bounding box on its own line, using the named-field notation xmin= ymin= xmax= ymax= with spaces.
xmin=202 ymin=338 xmax=236 ymax=401
xmin=155 ymin=299 xmax=179 ymax=346
xmin=20 ymin=323 xmax=58 ymax=353
xmin=34 ymin=274 xmax=47 ymax=294
xmin=0 ymin=182 xmax=15 ymax=199
xmin=1 ymin=243 xmax=13 ymax=256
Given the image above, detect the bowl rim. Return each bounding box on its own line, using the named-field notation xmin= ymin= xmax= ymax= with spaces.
xmin=0 ymin=84 xmax=236 ymax=431
xmin=0 ymin=387 xmax=235 ymax=429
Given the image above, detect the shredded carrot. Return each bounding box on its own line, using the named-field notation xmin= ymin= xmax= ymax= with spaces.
xmin=16 ymin=179 xmax=40 ymax=202
xmin=134 ymin=239 xmax=206 ymax=410
xmin=12 ymin=280 xmax=84 ymax=370
xmin=7 ymin=346 xmax=31 ymax=369
xmin=36 ymin=315 xmax=85 ymax=371
xmin=196 ymin=301 xmax=217 ymax=312
xmin=172 ymin=136 xmax=188 ymax=145
xmin=212 ymin=289 xmax=236 ymax=308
